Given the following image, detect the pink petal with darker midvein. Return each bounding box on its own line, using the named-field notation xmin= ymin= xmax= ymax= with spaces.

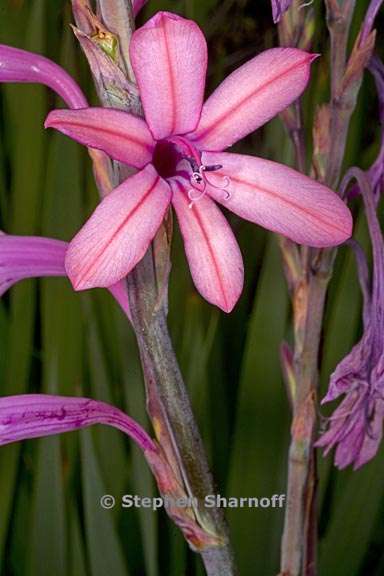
xmin=130 ymin=12 xmax=207 ymax=140
xmin=202 ymin=152 xmax=353 ymax=247
xmin=45 ymin=107 xmax=155 ymax=169
xmin=0 ymin=44 xmax=87 ymax=109
xmin=66 ymin=165 xmax=171 ymax=290
xmin=189 ymin=48 xmax=317 ymax=152
xmin=0 ymin=394 xmax=156 ymax=454
xmin=170 ymin=179 xmax=244 ymax=313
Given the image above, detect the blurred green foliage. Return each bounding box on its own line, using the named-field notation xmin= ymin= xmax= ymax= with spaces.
xmin=0 ymin=0 xmax=383 ymax=574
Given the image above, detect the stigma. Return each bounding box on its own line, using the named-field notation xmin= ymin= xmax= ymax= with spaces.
xmin=186 ymin=158 xmax=231 ymax=208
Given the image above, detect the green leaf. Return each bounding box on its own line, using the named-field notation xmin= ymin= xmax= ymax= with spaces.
xmin=80 ymin=429 xmax=129 ymax=576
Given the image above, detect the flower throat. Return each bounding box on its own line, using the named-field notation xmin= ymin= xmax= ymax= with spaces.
xmin=153 ymin=136 xmax=231 ymax=208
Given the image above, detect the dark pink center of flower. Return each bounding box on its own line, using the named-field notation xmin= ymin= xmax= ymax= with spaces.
xmin=153 ymin=136 xmax=230 ymax=207
xmin=152 ymin=140 xmax=183 ymax=179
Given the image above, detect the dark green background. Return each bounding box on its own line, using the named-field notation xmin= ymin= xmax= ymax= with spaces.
xmin=0 ymin=0 xmax=383 ymax=574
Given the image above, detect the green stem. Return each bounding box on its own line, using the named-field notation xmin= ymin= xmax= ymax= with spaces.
xmin=127 ymin=249 xmax=236 ymax=576
xmin=280 ymin=3 xmax=359 ymax=575
xmin=71 ymin=2 xmax=237 ymax=573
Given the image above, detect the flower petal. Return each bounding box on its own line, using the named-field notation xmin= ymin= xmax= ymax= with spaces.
xmin=0 ymin=234 xmax=67 ymax=296
xmin=203 ymin=152 xmax=353 ymax=246
xmin=0 ymin=44 xmax=87 ymax=109
xmin=170 ymin=178 xmax=243 ymax=312
xmin=45 ymin=107 xmax=155 ymax=168
xmin=189 ymin=48 xmax=317 ymax=151
xmin=0 ymin=394 xmax=156 ymax=453
xmin=66 ymin=165 xmax=171 ymax=290
xmin=130 ymin=12 xmax=207 ymax=140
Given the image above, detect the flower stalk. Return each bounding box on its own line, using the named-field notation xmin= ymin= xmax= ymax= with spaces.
xmin=71 ymin=2 xmax=236 ymax=573
xmin=278 ymin=1 xmax=376 ymax=574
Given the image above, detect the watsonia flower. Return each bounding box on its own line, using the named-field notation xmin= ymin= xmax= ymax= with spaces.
xmin=43 ymin=11 xmax=352 ymax=312
xmin=316 ymin=170 xmax=384 ymax=469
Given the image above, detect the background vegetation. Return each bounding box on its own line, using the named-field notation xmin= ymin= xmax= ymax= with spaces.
xmin=0 ymin=0 xmax=383 ymax=574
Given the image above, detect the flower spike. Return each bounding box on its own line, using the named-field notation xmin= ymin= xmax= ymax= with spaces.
xmin=317 ymin=170 xmax=384 ymax=469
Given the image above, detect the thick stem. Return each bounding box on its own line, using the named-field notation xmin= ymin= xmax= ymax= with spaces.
xmin=280 ymin=3 xmax=358 ymax=575
xmin=325 ymin=0 xmax=357 ymax=189
xmin=280 ymin=269 xmax=330 ymax=576
xmin=127 ymin=250 xmax=236 ymax=575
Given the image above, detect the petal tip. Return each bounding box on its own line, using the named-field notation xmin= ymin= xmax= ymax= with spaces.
xmin=309 ymin=53 xmax=321 ymax=63
xmin=143 ymin=11 xmax=185 ymax=28
xmin=219 ymin=300 xmax=237 ymax=314
xmin=44 ymin=111 xmax=56 ymax=129
xmin=332 ymin=206 xmax=354 ymax=246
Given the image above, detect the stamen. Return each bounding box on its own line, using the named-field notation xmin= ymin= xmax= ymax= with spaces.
xmin=187 ymin=163 xmax=232 ymax=207
xmin=202 ymin=164 xmax=223 ymax=172
xmin=167 ymin=136 xmax=232 ymax=207
xmin=204 ymin=172 xmax=231 ymax=190
xmin=203 ymin=171 xmax=232 ymax=201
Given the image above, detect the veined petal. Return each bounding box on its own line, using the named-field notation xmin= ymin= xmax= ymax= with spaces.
xmin=170 ymin=179 xmax=243 ymax=312
xmin=189 ymin=48 xmax=317 ymax=151
xmin=203 ymin=152 xmax=352 ymax=247
xmin=45 ymin=107 xmax=155 ymax=168
xmin=0 ymin=394 xmax=156 ymax=453
xmin=0 ymin=234 xmax=67 ymax=296
xmin=66 ymin=165 xmax=171 ymax=290
xmin=0 ymin=44 xmax=87 ymax=109
xmin=130 ymin=12 xmax=207 ymax=140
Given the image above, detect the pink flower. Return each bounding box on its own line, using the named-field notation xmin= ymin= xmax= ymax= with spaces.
xmin=4 ymin=12 xmax=352 ymax=313
xmin=45 ymin=12 xmax=352 ymax=312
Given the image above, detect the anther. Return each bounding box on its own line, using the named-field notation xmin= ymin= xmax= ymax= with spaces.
xmin=201 ymin=164 xmax=223 ymax=172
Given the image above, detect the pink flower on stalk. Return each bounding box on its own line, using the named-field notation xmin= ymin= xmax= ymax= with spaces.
xmin=44 ymin=12 xmax=352 ymax=312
